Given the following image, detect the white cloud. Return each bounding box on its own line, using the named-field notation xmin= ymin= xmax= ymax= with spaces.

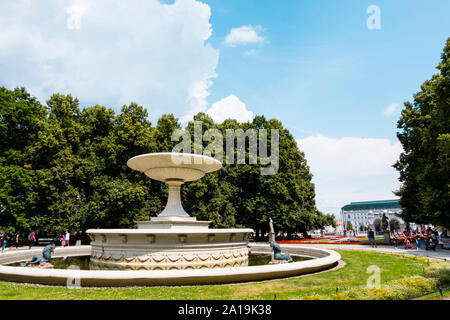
xmin=66 ymin=0 xmax=92 ymax=30
xmin=384 ymin=103 xmax=400 ymax=117
xmin=205 ymin=94 xmax=253 ymax=123
xmin=224 ymin=25 xmax=265 ymax=47
xmin=296 ymin=135 xmax=403 ymax=217
xmin=243 ymin=49 xmax=257 ymax=57
xmin=0 ymin=0 xmax=218 ymax=121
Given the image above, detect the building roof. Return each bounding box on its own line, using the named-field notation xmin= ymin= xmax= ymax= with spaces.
xmin=341 ymin=199 xmax=401 ymax=211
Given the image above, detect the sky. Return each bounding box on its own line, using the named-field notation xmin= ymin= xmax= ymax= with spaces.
xmin=1 ymin=0 xmax=449 ymax=217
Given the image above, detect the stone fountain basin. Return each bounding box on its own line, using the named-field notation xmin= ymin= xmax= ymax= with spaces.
xmin=87 ymin=228 xmax=254 ymax=270
xmin=127 ymin=153 xmax=222 ymax=182
xmin=0 ymin=246 xmax=341 ymax=287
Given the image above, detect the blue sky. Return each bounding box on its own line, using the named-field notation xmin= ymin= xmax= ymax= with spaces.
xmin=206 ymin=0 xmax=450 ymax=141
xmin=1 ymin=0 xmax=449 ymax=217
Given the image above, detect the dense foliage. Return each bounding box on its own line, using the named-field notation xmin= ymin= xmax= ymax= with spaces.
xmin=0 ymin=87 xmax=333 ymax=237
xmin=394 ymin=38 xmax=450 ymax=229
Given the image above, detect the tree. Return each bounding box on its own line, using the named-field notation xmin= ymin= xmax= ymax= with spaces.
xmin=1 ymin=87 xmax=325 ymax=236
xmin=25 ymin=96 xmax=161 ymax=234
xmin=314 ymin=212 xmax=336 ymax=230
xmin=0 ymin=87 xmax=46 ymax=232
xmin=346 ymin=221 xmax=353 ymax=231
xmin=394 ymin=38 xmax=450 ymax=229
xmin=26 ymin=93 xmax=85 ymax=234
xmin=181 ymin=113 xmax=324 ymax=237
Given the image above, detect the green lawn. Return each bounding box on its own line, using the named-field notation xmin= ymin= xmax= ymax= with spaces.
xmin=0 ymin=250 xmax=447 ymax=300
xmin=414 ymin=289 xmax=450 ymax=300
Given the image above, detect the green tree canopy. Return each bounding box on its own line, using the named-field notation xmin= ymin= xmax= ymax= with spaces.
xmin=0 ymin=87 xmax=46 ymax=232
xmin=394 ymin=38 xmax=450 ymax=229
xmin=0 ymin=87 xmax=332 ymax=237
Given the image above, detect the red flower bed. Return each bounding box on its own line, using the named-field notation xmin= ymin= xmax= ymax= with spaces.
xmin=278 ymin=236 xmax=366 ymax=243
xmin=278 ymin=240 xmax=386 ymax=245
xmin=279 ymin=235 xmax=424 ymax=245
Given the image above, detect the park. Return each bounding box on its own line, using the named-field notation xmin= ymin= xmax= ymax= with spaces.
xmin=0 ymin=1 xmax=449 ymax=305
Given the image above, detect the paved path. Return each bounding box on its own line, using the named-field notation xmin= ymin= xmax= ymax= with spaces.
xmin=250 ymin=243 xmax=450 ymax=261
xmin=5 ymin=244 xmax=450 ymax=261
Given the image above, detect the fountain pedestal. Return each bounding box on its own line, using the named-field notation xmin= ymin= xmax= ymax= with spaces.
xmin=87 ymin=153 xmax=253 ymax=270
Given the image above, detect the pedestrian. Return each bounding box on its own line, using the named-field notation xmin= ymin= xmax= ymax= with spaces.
xmin=423 ymin=230 xmax=429 ymax=250
xmin=14 ymin=232 xmax=20 ymax=249
xmin=430 ymin=231 xmax=438 ymax=251
xmin=1 ymin=232 xmax=9 ymax=252
xmin=65 ymin=230 xmax=70 ymax=247
xmin=414 ymin=232 xmax=421 ymax=249
xmin=392 ymin=232 xmax=398 ymax=248
xmin=368 ymin=228 xmax=377 ymax=248
xmin=60 ymin=233 xmax=65 ymax=247
xmin=28 ymin=231 xmax=36 ymax=249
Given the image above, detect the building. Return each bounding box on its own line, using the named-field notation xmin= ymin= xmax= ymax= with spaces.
xmin=341 ymin=200 xmax=415 ymax=234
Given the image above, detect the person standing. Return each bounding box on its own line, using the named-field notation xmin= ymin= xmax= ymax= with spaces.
xmin=423 ymin=230 xmax=429 ymax=250
xmin=392 ymin=232 xmax=398 ymax=248
xmin=28 ymin=231 xmax=36 ymax=249
xmin=65 ymin=230 xmax=70 ymax=247
xmin=60 ymin=233 xmax=65 ymax=247
xmin=14 ymin=232 xmax=20 ymax=249
xmin=414 ymin=232 xmax=421 ymax=249
xmin=1 ymin=233 xmax=9 ymax=252
xmin=368 ymin=228 xmax=377 ymax=248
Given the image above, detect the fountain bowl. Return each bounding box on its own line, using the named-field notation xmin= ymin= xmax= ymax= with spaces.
xmin=127 ymin=153 xmax=222 ymax=182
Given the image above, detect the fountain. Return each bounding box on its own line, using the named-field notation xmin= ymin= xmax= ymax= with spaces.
xmin=86 ymin=153 xmax=254 ymax=270
xmin=0 ymin=152 xmax=341 ymax=286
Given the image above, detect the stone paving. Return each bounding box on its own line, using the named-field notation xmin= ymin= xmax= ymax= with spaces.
xmin=6 ymin=243 xmax=450 ymax=262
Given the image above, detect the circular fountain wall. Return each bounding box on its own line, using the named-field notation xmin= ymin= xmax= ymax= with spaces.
xmin=0 ymin=245 xmax=341 ymax=286
xmin=87 ymin=228 xmax=253 ymax=270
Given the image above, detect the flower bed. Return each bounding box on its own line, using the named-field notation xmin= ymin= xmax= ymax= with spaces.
xmin=279 ymin=235 xmax=423 ymax=246
xmin=279 ymin=240 xmax=385 ymax=245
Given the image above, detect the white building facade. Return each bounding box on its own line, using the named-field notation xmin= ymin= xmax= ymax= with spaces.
xmin=341 ymin=200 xmax=416 ymax=234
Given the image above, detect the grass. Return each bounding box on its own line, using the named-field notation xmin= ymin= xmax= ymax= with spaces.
xmin=0 ymin=250 xmax=448 ymax=300
xmin=414 ymin=289 xmax=450 ymax=300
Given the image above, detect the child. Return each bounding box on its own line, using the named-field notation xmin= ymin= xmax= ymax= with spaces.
xmin=429 ymin=232 xmax=437 ymax=251
xmin=405 ymin=237 xmax=412 ymax=249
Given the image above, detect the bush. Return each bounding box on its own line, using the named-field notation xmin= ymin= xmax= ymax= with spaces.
xmin=423 ymin=264 xmax=450 ymax=285
xmin=329 ymin=276 xmax=438 ymax=300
